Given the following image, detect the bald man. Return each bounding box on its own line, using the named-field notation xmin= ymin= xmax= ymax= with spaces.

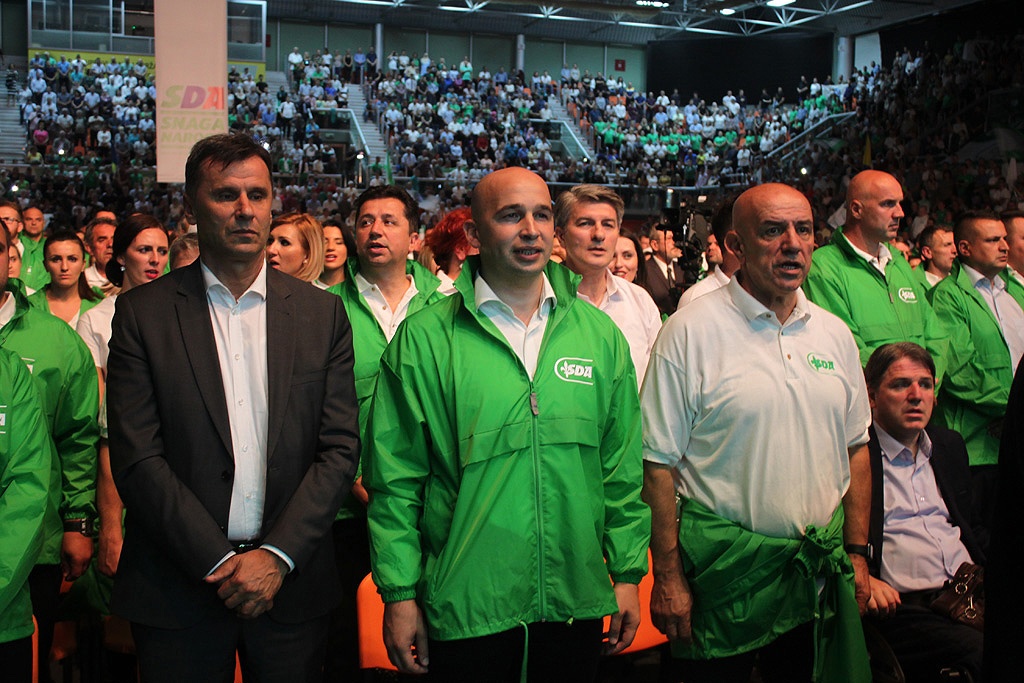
xmin=642 ymin=183 xmax=872 ymax=683
xmin=365 ymin=167 xmax=650 ymax=682
xmin=804 ymin=170 xmax=947 ymax=381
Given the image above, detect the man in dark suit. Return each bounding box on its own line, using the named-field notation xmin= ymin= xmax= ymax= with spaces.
xmin=863 ymin=342 xmax=985 ymax=682
xmin=642 ymin=225 xmax=685 ymax=316
xmin=107 ymin=133 xmax=360 ymax=682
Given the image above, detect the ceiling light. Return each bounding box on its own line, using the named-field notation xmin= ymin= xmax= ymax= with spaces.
xmin=766 ymin=0 xmax=795 ymax=6
xmin=720 ymin=7 xmax=735 ymax=14
xmin=636 ymin=0 xmax=669 ymax=7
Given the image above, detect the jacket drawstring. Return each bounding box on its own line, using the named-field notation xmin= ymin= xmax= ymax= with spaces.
xmin=518 ymin=621 xmax=529 ymax=683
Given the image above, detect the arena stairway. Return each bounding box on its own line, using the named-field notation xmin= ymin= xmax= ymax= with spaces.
xmin=0 ymin=99 xmax=26 ymax=165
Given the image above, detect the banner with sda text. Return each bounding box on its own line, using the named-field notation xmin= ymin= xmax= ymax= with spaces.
xmin=155 ymin=0 xmax=228 ymax=183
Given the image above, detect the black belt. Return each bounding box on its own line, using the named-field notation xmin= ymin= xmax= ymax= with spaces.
xmin=900 ymin=587 xmax=943 ymax=607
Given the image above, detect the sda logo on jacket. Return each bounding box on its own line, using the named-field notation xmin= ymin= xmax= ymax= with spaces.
xmin=555 ymin=357 xmax=595 ymax=385
xmin=898 ymin=287 xmax=918 ymax=303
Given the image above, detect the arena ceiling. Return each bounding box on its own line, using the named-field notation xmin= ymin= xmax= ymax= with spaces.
xmin=265 ymin=0 xmax=984 ymax=46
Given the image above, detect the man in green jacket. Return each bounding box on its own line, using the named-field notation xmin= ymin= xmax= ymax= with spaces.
xmin=914 ymin=225 xmax=957 ymax=291
xmin=323 ymin=185 xmax=442 ymax=683
xmin=0 ymin=222 xmax=99 ymax=681
xmin=804 ymin=170 xmax=947 ymax=381
xmin=0 ymin=346 xmax=54 ymax=682
xmin=19 ymin=206 xmax=50 ymax=291
xmin=930 ymin=210 xmax=1024 ymax=527
xmin=365 ymin=167 xmax=650 ymax=681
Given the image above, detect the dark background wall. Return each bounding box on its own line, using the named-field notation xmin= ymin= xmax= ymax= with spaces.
xmin=645 ymin=32 xmax=834 ymax=104
xmin=645 ymin=0 xmax=1016 ymax=104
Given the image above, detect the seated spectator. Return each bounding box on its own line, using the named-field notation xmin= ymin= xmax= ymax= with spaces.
xmin=864 ymin=342 xmax=985 ymax=683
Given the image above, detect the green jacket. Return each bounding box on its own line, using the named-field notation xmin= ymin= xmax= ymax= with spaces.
xmin=0 ymin=347 xmax=54 ymax=643
xmin=327 ymin=259 xmax=442 ymax=521
xmin=27 ymin=286 xmax=101 ymax=322
xmin=675 ymin=498 xmax=870 ymax=682
xmin=930 ymin=261 xmax=1024 ymax=466
xmin=804 ymin=228 xmax=947 ymax=381
xmin=18 ymin=233 xmax=50 ymax=291
xmin=364 ymin=259 xmax=650 ymax=640
xmin=0 ymin=279 xmax=99 ymax=564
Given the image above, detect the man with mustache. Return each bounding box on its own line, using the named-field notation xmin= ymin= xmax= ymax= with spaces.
xmin=804 ymin=169 xmax=947 ymax=380
xmin=642 ymin=183 xmax=872 ymax=682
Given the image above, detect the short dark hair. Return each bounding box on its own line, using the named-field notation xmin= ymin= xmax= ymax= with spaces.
xmin=864 ymin=342 xmax=936 ymax=391
xmin=184 ymin=133 xmax=272 ymax=203
xmin=916 ymin=225 xmax=946 ymax=256
xmin=352 ymin=185 xmax=420 ymax=234
xmin=953 ymin=209 xmax=1001 ymax=245
xmin=710 ymin=196 xmax=736 ymax=247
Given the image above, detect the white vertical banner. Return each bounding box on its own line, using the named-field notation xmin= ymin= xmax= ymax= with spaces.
xmin=155 ymin=0 xmax=228 ymax=183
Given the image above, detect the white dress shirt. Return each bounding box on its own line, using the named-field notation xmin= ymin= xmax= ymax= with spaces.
xmin=474 ymin=272 xmax=556 ymax=380
xmin=76 ymin=294 xmax=117 ymax=370
xmin=577 ymin=271 xmax=661 ymax=387
xmin=355 ymin=272 xmax=418 ymax=343
xmin=202 ymin=261 xmax=292 ymax=571
xmin=677 ymin=265 xmax=731 ymax=309
xmin=848 ymin=239 xmax=893 ymax=276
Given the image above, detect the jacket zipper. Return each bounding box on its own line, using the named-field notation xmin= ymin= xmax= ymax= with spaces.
xmin=530 ymin=382 xmax=546 ymax=618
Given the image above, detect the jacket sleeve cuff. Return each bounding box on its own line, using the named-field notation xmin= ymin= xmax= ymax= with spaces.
xmin=610 ymin=570 xmax=645 ymax=585
xmin=380 ymin=587 xmax=418 ymax=603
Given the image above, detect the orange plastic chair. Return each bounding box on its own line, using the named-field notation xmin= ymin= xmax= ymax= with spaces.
xmin=603 ymin=550 xmax=669 ymax=655
xmin=357 ymin=573 xmax=397 ymax=671
xmin=356 ymin=551 xmax=666 ymax=668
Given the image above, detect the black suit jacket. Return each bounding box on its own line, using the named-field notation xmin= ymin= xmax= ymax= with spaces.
xmin=643 ymin=257 xmax=685 ymax=317
xmin=867 ymin=424 xmax=987 ymax=579
xmin=107 ymin=262 xmax=360 ymax=628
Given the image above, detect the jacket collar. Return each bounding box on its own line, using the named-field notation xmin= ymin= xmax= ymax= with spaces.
xmin=455 ymin=255 xmax=581 ymax=325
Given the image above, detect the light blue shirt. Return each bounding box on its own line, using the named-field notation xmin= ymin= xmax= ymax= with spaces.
xmin=962 ymin=263 xmax=1024 ymax=373
xmin=876 ymin=427 xmax=972 ymax=593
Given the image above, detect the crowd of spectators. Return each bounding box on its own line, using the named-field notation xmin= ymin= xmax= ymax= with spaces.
xmin=14 ymin=52 xmax=157 ymax=168
xmin=360 ymin=53 xmax=582 ymax=185
xmin=3 ymin=29 xmax=1022 ymax=243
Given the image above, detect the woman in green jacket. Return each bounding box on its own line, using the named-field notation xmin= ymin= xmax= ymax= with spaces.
xmin=28 ymin=230 xmax=101 ymax=328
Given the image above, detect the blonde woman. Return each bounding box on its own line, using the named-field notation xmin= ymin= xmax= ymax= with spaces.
xmin=266 ymin=212 xmax=325 ymax=284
